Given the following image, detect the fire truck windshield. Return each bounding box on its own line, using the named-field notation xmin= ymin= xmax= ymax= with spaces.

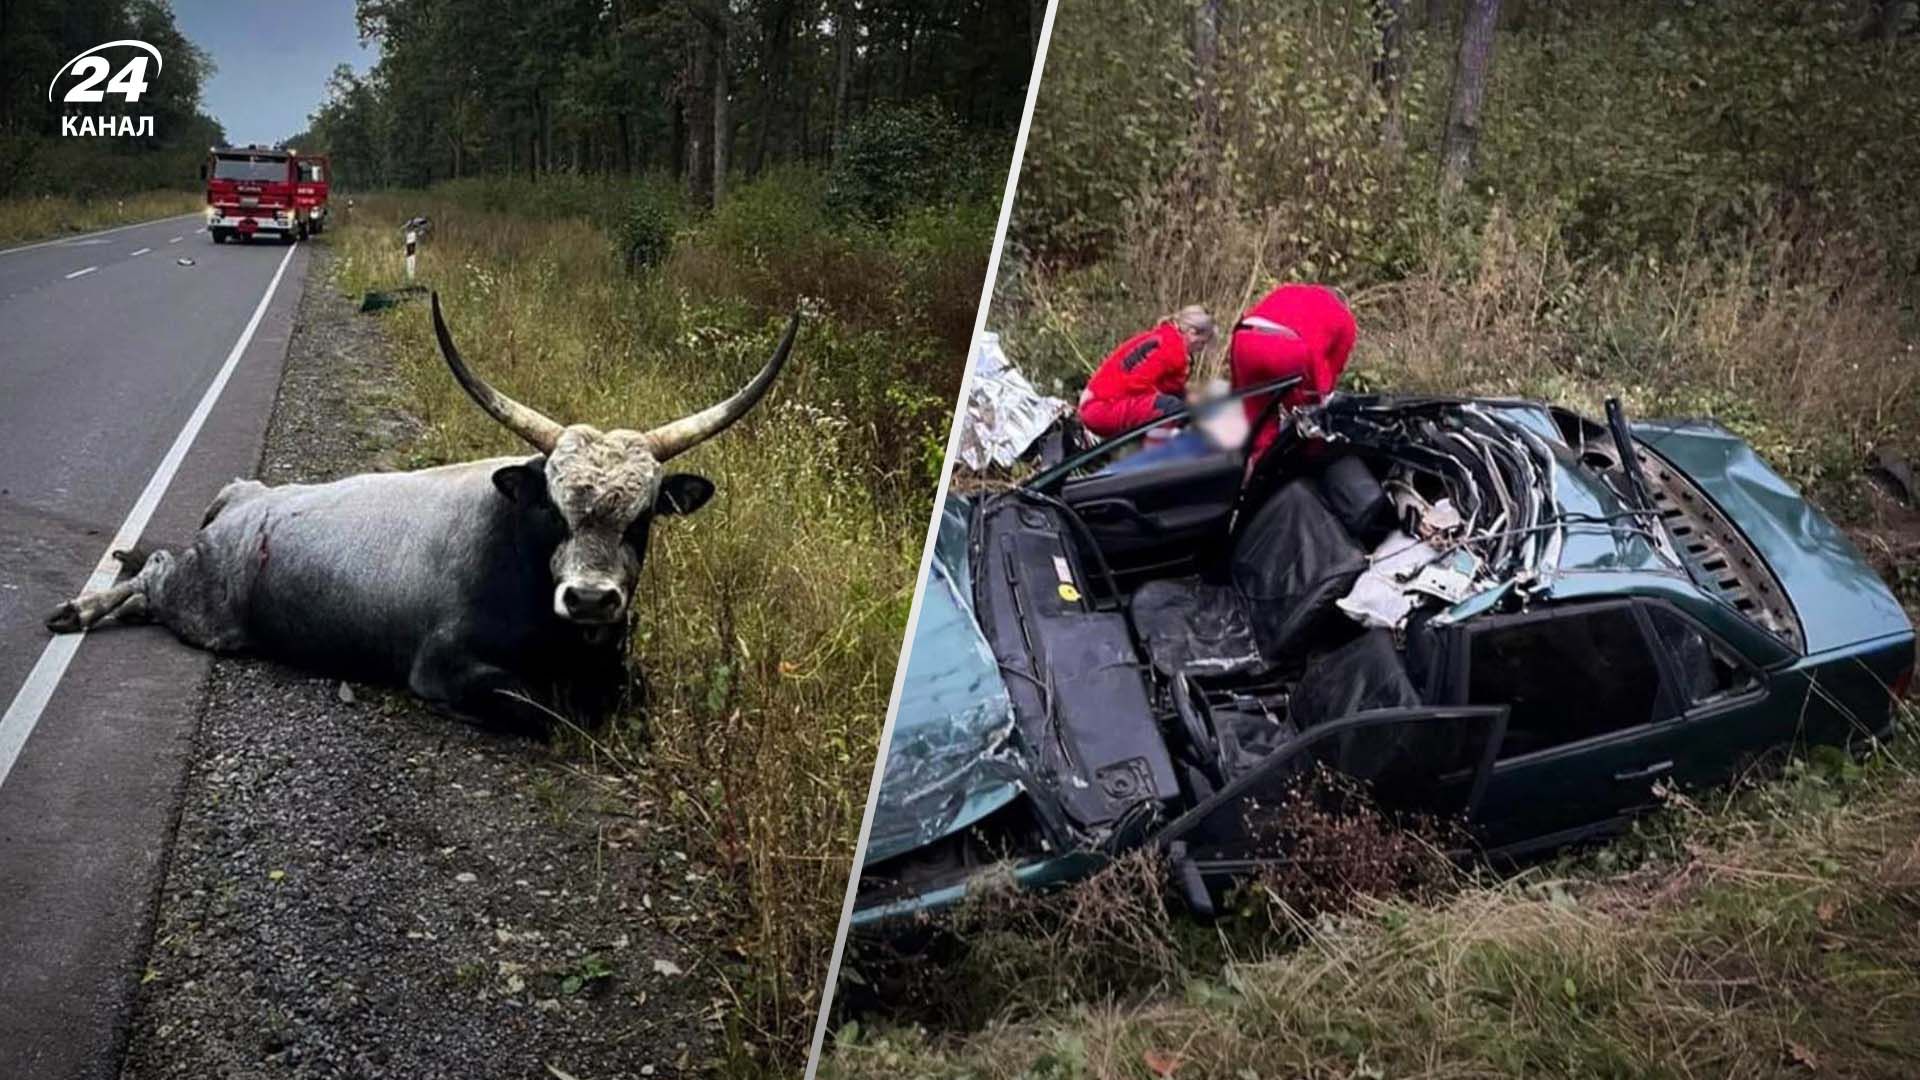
xmin=213 ymin=156 xmax=288 ymax=181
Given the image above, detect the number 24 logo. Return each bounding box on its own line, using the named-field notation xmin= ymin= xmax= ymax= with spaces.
xmin=48 ymin=40 xmax=163 ymax=104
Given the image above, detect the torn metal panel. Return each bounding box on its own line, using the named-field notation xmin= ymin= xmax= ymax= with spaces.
xmin=866 ymin=499 xmax=1027 ymax=865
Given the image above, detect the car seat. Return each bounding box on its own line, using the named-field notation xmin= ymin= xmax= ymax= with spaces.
xmin=1129 ymin=480 xmax=1368 ymax=679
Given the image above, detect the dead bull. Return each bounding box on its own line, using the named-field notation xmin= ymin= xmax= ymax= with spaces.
xmin=46 ymin=294 xmax=799 ymax=736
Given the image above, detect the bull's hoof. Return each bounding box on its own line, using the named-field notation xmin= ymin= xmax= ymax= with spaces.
xmin=45 ymin=600 xmax=84 ymax=634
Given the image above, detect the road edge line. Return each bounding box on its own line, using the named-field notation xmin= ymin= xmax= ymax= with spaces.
xmin=798 ymin=0 xmax=1065 ymax=1071
xmin=0 ymin=240 xmax=300 ymax=789
xmin=0 ymin=212 xmax=203 ymax=258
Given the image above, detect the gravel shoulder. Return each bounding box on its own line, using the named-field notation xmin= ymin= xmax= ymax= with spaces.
xmin=122 ymin=244 xmax=729 ymax=1080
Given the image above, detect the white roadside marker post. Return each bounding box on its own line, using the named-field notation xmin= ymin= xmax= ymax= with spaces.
xmin=405 ymin=228 xmax=418 ymax=283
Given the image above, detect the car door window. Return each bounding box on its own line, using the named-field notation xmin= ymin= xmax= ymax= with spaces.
xmin=1466 ymin=604 xmax=1668 ymax=759
xmin=1644 ymin=605 xmax=1757 ymax=707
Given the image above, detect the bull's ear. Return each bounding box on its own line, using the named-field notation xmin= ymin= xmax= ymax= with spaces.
xmin=491 ymin=461 xmax=547 ymax=505
xmin=656 ymin=473 xmax=715 ymax=516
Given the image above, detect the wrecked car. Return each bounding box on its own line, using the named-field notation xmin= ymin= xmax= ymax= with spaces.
xmin=853 ymin=389 xmax=1914 ymax=925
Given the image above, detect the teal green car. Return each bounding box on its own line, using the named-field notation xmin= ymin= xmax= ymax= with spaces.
xmin=853 ymin=394 xmax=1913 ymax=926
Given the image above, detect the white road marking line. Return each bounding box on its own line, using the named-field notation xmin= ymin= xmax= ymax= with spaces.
xmin=0 ymin=212 xmax=202 ymax=257
xmin=0 ymin=242 xmax=300 ymax=790
xmin=129 ymin=247 xmax=151 ymax=257
xmin=801 ymin=0 xmax=1063 ymax=1072
xmin=194 ymin=227 xmax=206 ymax=234
xmin=64 ymin=266 xmax=97 ymax=279
xmin=168 ymin=236 xmax=183 ymax=244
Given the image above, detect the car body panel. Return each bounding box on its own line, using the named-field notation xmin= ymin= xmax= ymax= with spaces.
xmin=854 ymin=397 xmax=1913 ymax=926
xmin=1632 ymin=417 xmax=1908 ymax=654
xmin=865 ymin=498 xmax=1024 ymax=866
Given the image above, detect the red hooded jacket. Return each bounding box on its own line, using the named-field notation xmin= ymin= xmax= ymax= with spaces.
xmin=1078 ymin=322 xmax=1190 ymax=439
xmin=1229 ymin=285 xmax=1357 ymax=458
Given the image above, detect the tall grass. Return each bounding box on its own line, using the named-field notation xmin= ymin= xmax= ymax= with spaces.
xmin=326 ymin=172 xmax=986 ymax=1070
xmin=0 ymin=190 xmax=202 ymax=246
xmin=997 ymin=201 xmax=1920 ymax=523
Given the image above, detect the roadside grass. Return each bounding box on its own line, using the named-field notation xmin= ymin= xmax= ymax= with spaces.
xmin=827 ymin=730 xmax=1920 ymax=1078
xmin=323 ymin=175 xmax=982 ymax=1071
xmin=0 ymin=190 xmax=202 ymax=247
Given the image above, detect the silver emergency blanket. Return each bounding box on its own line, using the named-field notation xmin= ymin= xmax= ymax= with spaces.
xmin=956 ymin=333 xmax=1069 ymax=471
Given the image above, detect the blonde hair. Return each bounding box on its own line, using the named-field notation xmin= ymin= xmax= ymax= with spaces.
xmin=1169 ymin=305 xmax=1216 ymax=341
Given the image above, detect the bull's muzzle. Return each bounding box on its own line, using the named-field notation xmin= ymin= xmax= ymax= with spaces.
xmin=557 ymin=582 xmax=625 ymax=624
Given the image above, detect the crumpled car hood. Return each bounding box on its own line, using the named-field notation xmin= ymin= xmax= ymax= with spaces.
xmin=865 ymin=498 xmax=1024 ymax=866
xmin=1632 ymin=418 xmax=1910 ymax=653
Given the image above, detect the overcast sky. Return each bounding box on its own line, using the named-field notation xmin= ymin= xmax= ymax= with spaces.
xmin=173 ymin=0 xmax=378 ymax=146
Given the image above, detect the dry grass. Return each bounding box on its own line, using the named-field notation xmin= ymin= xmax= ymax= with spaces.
xmin=325 ymin=186 xmax=954 ymax=1072
xmin=0 ymin=190 xmax=202 ymax=246
xmin=843 ymin=772 xmax=1466 ymax=1034
xmin=1354 ymin=208 xmax=1920 ymax=507
xmin=827 ymin=737 xmax=1920 ymax=1078
xmin=999 ymin=202 xmax=1920 ymax=518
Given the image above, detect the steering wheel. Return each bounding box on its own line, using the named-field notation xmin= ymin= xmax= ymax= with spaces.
xmin=1171 ymin=673 xmax=1225 ymax=785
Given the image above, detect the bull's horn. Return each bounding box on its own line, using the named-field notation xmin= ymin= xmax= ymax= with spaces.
xmin=643 ymin=311 xmax=799 ymax=461
xmin=431 ymin=292 xmax=564 ymax=454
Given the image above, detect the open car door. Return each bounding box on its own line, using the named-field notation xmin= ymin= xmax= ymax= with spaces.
xmin=1153 ymin=706 xmax=1508 ymax=913
xmin=1061 ymin=452 xmax=1246 ymax=579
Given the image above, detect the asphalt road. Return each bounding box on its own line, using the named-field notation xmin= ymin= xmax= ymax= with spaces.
xmin=0 ymin=213 xmax=310 ymax=1079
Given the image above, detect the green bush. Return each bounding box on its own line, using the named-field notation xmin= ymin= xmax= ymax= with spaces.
xmin=616 ymin=177 xmax=680 ymax=274
xmin=826 ymin=104 xmax=962 ymax=225
xmin=710 ymin=166 xmax=831 ymax=265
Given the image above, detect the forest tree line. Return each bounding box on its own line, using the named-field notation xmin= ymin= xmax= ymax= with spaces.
xmin=291 ymin=0 xmax=1041 ymax=206
xmin=0 ymin=0 xmax=222 ymax=197
xmin=1019 ymin=0 xmax=1919 ymax=283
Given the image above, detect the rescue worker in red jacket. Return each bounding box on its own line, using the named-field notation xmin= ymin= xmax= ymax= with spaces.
xmin=1229 ymin=284 xmax=1357 ymax=460
xmin=1077 ymin=306 xmax=1216 ymax=440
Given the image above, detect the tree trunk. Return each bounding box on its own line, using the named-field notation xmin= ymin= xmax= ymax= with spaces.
xmin=686 ymin=30 xmax=714 ymax=207
xmin=898 ymin=7 xmax=917 ymax=99
xmin=1192 ymin=0 xmax=1223 ymax=139
xmin=712 ymin=18 xmax=729 ymax=205
xmin=1872 ymin=0 xmax=1913 ymax=40
xmin=749 ymin=0 xmax=795 ymax=175
xmin=832 ymin=0 xmax=854 ymax=151
xmin=1375 ymin=0 xmax=1408 ymax=151
xmin=1440 ymin=0 xmax=1501 ymax=195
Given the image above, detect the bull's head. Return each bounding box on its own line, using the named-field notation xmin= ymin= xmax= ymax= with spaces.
xmin=431 ymin=293 xmax=797 ymax=627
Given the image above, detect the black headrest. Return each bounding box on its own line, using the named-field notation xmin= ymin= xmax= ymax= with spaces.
xmin=1229 ymin=480 xmax=1368 ymax=658
xmin=1316 ymin=454 xmax=1394 ymax=547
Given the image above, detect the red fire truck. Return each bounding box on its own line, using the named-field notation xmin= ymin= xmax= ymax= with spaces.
xmin=294 ymin=153 xmax=332 ymax=234
xmin=202 ymin=145 xmax=313 ymax=244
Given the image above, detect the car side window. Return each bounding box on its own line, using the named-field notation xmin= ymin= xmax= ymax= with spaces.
xmin=1467 ymin=605 xmax=1665 ymax=759
xmin=1645 ymin=606 xmax=1756 ymax=706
